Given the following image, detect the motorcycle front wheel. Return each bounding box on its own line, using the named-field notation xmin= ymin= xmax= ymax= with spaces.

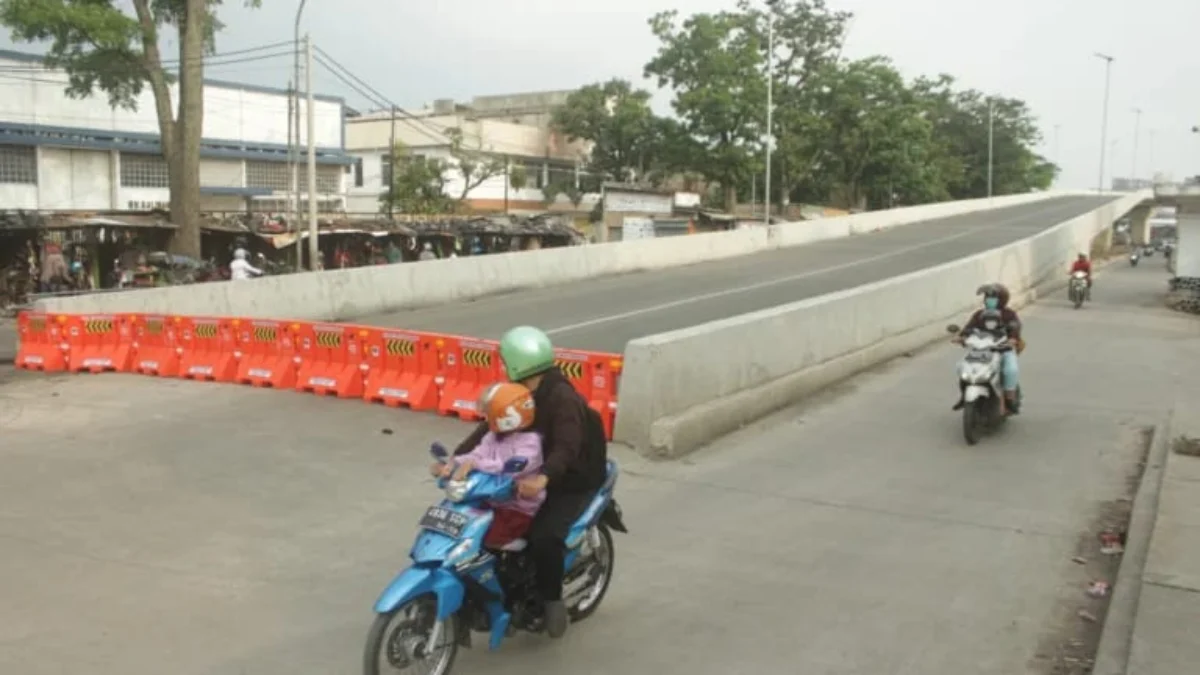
xmin=363 ymin=593 xmax=458 ymax=675
xmin=963 ymin=401 xmax=982 ymax=445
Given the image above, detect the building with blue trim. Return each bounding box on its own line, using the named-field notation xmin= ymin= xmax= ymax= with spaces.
xmin=0 ymin=48 xmax=353 ymax=214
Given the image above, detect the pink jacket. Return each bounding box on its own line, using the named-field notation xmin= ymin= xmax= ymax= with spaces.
xmin=458 ymin=431 xmax=545 ymax=516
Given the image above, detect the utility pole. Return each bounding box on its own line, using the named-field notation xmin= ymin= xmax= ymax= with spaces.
xmin=388 ymin=105 xmax=396 ymax=220
xmin=986 ymin=98 xmax=995 ymax=198
xmin=1094 ymin=52 xmax=1114 ymax=193
xmin=286 ymin=78 xmax=295 ymax=244
xmin=763 ymin=6 xmax=774 ymax=225
xmin=292 ymin=0 xmax=308 ymax=271
xmin=305 ymin=34 xmax=318 ymax=270
xmin=1131 ymin=107 xmax=1142 ymax=183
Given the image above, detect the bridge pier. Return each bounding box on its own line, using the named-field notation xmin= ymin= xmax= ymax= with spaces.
xmin=1126 ymin=204 xmax=1152 ymax=246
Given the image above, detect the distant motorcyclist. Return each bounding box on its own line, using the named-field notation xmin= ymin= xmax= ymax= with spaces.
xmin=453 ymin=326 xmax=608 ymax=639
xmin=229 ymin=249 xmax=262 ymax=281
xmin=1070 ymin=253 xmax=1093 ymax=294
xmin=952 ymin=284 xmax=1023 ymax=415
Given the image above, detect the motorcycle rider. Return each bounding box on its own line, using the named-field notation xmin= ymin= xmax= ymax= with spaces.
xmin=453 ymin=325 xmax=608 ymax=639
xmin=1069 ymin=253 xmax=1093 ymax=297
xmin=952 ymin=284 xmax=1023 ymax=415
xmin=229 ymin=249 xmax=262 ymax=281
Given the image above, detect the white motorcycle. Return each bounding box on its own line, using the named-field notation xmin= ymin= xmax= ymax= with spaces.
xmin=1068 ymin=270 xmax=1089 ymax=309
xmin=946 ymin=322 xmax=1020 ymax=445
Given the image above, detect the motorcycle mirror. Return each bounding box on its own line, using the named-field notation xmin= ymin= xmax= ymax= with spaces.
xmin=429 ymin=442 xmax=449 ymax=461
xmin=946 ymin=324 xmax=960 ymax=334
xmin=501 ymin=457 xmax=529 ymax=474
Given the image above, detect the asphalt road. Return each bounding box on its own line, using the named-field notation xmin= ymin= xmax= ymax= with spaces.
xmin=365 ymin=195 xmax=1118 ymax=352
xmin=3 ymin=261 xmax=1196 ymax=675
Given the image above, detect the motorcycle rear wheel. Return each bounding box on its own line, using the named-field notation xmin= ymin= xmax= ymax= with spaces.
xmin=363 ymin=593 xmax=458 ymax=675
xmin=568 ymin=525 xmax=615 ymax=623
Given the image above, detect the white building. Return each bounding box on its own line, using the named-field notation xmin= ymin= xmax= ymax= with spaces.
xmin=0 ymin=48 xmax=353 ymax=214
xmin=343 ymin=92 xmax=595 ymax=215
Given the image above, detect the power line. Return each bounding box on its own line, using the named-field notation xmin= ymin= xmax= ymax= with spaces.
xmin=311 ymin=46 xmax=449 ymax=139
xmin=0 ymin=41 xmax=295 ymax=73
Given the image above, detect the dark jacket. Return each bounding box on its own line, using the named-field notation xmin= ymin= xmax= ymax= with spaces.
xmin=455 ymin=367 xmax=607 ymax=494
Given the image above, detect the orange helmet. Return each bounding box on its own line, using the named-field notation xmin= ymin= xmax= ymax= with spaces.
xmin=483 ymin=382 xmax=536 ymax=434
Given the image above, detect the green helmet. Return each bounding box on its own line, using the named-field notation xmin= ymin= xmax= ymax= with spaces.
xmin=499 ymin=325 xmax=555 ymax=382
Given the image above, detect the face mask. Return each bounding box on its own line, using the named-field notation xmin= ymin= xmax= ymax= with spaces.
xmin=984 ymin=297 xmax=1000 ymax=310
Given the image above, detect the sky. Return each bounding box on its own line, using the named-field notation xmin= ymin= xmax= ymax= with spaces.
xmin=5 ymin=0 xmax=1200 ymax=191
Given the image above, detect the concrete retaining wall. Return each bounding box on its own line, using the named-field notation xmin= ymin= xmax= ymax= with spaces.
xmin=613 ymin=190 xmax=1153 ymax=459
xmin=39 ymin=191 xmax=1077 ymax=321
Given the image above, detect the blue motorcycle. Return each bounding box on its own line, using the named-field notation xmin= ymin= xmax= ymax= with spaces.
xmin=363 ymin=444 xmax=627 ymax=675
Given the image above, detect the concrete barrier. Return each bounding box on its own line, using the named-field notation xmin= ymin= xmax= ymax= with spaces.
xmin=612 ymin=189 xmax=1153 ymax=459
xmin=39 ymin=191 xmax=1082 ymax=320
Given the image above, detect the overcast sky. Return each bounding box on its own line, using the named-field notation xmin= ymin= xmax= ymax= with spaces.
xmin=6 ymin=0 xmax=1200 ymax=191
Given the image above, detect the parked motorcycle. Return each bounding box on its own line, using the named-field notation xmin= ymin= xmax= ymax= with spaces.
xmin=362 ymin=443 xmax=627 ymax=675
xmin=947 ymin=321 xmax=1020 ymax=445
xmin=1068 ymin=270 xmax=1089 ymax=309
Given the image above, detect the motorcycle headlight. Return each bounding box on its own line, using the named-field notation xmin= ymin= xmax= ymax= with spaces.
xmin=445 ymin=479 xmax=469 ymax=502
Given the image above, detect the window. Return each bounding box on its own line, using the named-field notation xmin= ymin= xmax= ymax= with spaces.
xmin=0 ymin=145 xmax=37 ymax=184
xmin=246 ymin=161 xmax=291 ymax=191
xmin=316 ymin=165 xmax=341 ymax=194
xmin=381 ymin=154 xmax=392 ymax=187
xmin=119 ymin=153 xmax=169 ymax=188
xmin=353 ymin=158 xmax=363 ymax=187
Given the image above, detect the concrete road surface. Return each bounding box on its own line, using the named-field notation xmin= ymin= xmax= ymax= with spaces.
xmin=0 ymin=317 xmax=15 ymax=363
xmin=3 ymin=262 xmax=1195 ymax=675
xmin=366 ymin=195 xmax=1115 ymax=352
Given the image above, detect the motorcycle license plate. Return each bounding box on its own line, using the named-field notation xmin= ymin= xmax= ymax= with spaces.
xmin=965 ymin=350 xmax=992 ymax=362
xmin=419 ymin=506 xmax=469 ymax=538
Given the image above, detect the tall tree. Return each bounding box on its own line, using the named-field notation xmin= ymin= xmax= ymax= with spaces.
xmin=551 ymin=79 xmax=657 ymax=182
xmin=645 ymin=9 xmax=764 ymax=210
xmin=0 ymin=0 xmax=259 ymax=257
xmin=738 ymin=0 xmax=851 ymax=208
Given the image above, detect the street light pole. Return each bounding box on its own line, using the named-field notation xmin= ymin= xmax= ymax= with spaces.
xmin=1130 ymin=107 xmax=1142 ymax=183
xmin=986 ymin=98 xmax=994 ymax=198
xmin=292 ymin=0 xmax=308 ymax=271
xmin=305 ymin=34 xmax=318 ymax=271
xmin=763 ymin=6 xmax=774 ymax=225
xmin=1095 ymin=52 xmax=1114 ymax=193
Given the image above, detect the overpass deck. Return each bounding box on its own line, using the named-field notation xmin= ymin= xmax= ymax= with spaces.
xmin=365 ymin=195 xmax=1116 ymax=352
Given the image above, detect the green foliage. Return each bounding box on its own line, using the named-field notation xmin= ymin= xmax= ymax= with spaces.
xmin=446 ymin=127 xmax=506 ymax=201
xmin=551 ymin=0 xmax=1055 ymax=213
xmin=380 ymin=143 xmax=455 ymax=215
xmin=508 ymin=163 xmax=528 ymax=192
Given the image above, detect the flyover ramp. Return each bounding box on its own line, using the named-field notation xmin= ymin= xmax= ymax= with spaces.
xmin=2 ymin=262 xmax=1192 ymax=674
xmin=35 ymin=192 xmax=1101 ymax=322
xmin=366 ymin=194 xmax=1115 ymax=352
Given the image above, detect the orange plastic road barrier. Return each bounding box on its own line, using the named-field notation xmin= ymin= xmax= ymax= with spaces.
xmin=129 ymin=314 xmax=180 ymax=377
xmin=553 ymin=350 xmax=622 ymax=440
xmin=294 ymin=322 xmax=365 ymax=398
xmin=361 ymin=328 xmax=446 ymax=411
xmin=175 ymin=317 xmax=237 ymax=382
xmin=14 ymin=311 xmax=67 ymax=372
xmin=437 ymin=337 xmax=503 ymax=421
xmin=232 ymin=318 xmax=298 ymax=389
xmin=64 ymin=314 xmax=133 ymax=373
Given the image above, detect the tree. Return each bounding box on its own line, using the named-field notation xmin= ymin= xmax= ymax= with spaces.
xmin=379 ymin=142 xmax=454 ymax=215
xmin=0 ymin=0 xmax=259 ymax=258
xmin=552 ymin=79 xmax=659 ymax=182
xmin=738 ymin=0 xmax=851 ymax=209
xmin=813 ymin=57 xmax=944 ymax=209
xmin=445 ymin=127 xmax=506 ymax=202
xmin=508 ymin=163 xmax=528 ymax=192
xmin=645 ymin=9 xmax=764 ymax=210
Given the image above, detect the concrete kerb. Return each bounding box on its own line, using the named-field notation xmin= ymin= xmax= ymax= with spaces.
xmin=1090 ymin=412 xmax=1173 ymax=675
xmin=612 ymin=191 xmax=1150 ymax=459
xmin=36 ymin=191 xmax=1089 ymax=320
